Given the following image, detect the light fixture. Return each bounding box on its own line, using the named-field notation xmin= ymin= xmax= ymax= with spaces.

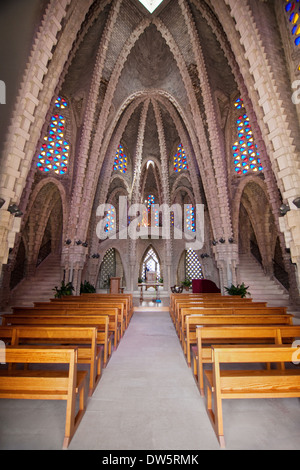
xmin=65 ymin=239 xmax=72 ymax=245
xmin=293 ymin=197 xmax=300 ymax=209
xmin=8 ymin=204 xmax=19 ymax=214
xmin=0 ymin=198 xmax=5 ymax=209
xmin=76 ymin=240 xmax=82 ymax=245
xmin=212 ymin=240 xmax=218 ymax=246
xmin=228 ymin=238 xmax=234 ymax=244
xmin=14 ymin=209 xmax=23 ymax=218
xmin=219 ymin=238 xmax=225 ymax=244
xmin=92 ymin=253 xmax=100 ymax=259
xmin=279 ymin=204 xmax=290 ymax=217
xmin=82 ymin=242 xmax=88 ymax=248
xmin=8 ymin=204 xmax=23 ymax=217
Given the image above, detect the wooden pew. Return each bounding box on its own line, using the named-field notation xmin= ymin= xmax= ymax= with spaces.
xmin=54 ymin=293 xmax=134 ymax=324
xmin=171 ymin=295 xmax=259 ymax=326
xmin=9 ymin=326 xmax=102 ymax=397
xmin=170 ymin=293 xmax=245 ymax=318
xmin=179 ymin=306 xmax=289 ymax=345
xmin=11 ymin=306 xmax=120 ymax=349
xmin=44 ymin=299 xmax=129 ymax=330
xmin=33 ymin=302 xmax=127 ymax=337
xmin=1 ymin=314 xmax=112 ymax=366
xmin=204 ymin=345 xmax=300 ymax=448
xmin=0 ymin=346 xmax=87 ymax=449
xmin=193 ymin=325 xmax=300 ymax=396
xmin=88 ymin=293 xmax=134 ymax=320
xmin=173 ymin=301 xmax=268 ymax=333
xmin=183 ymin=313 xmax=293 ymax=366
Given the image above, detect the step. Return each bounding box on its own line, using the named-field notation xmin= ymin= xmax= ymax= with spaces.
xmin=238 ymin=254 xmax=292 ymax=308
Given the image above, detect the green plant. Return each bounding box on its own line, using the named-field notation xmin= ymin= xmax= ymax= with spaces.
xmin=224 ymin=282 xmax=250 ymax=298
xmin=53 ymin=280 xmax=74 ymax=298
xmin=182 ymin=278 xmax=192 ymax=287
xmin=138 ymin=277 xmax=143 ymax=284
xmin=158 ymin=277 xmax=163 ymax=283
xmin=80 ymin=280 xmax=96 ymax=294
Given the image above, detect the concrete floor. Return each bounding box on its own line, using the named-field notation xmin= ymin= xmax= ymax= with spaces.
xmin=0 ymin=302 xmax=300 ymax=451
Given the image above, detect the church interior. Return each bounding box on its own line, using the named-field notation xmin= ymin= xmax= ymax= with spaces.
xmin=0 ymin=0 xmax=300 ymax=451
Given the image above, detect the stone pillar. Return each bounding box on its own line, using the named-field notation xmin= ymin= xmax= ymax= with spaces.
xmin=61 ymin=243 xmax=88 ymax=295
xmin=213 ymin=243 xmax=239 ymax=293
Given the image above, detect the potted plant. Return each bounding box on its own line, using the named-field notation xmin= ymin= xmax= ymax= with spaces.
xmin=80 ymin=280 xmax=96 ymax=294
xmin=182 ymin=278 xmax=192 ymax=291
xmin=224 ymin=282 xmax=250 ymax=298
xmin=138 ymin=277 xmax=143 ymax=284
xmin=158 ymin=277 xmax=163 ymax=284
xmin=53 ymin=280 xmax=74 ymax=298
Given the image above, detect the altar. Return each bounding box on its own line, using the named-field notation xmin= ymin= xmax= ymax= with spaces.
xmin=138 ymin=282 xmax=162 ymax=302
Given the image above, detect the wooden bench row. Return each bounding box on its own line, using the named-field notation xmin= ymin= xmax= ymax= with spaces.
xmin=0 ymin=345 xmax=87 ymax=449
xmin=0 ymin=293 xmax=133 ymax=449
xmin=170 ymin=292 xmax=252 ymax=321
xmin=0 ymin=325 xmax=102 ymax=397
xmin=170 ymin=294 xmax=300 ymax=447
xmin=50 ymin=293 xmax=134 ymax=326
xmin=2 ymin=313 xmax=113 ymax=367
xmin=204 ymin=345 xmax=300 ymax=448
xmin=191 ymin=325 xmax=300 ymax=397
xmin=181 ymin=308 xmax=293 ymax=365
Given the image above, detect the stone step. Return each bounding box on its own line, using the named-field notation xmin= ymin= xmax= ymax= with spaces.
xmin=11 ymin=254 xmax=62 ymax=307
xmin=238 ymin=254 xmax=291 ymax=308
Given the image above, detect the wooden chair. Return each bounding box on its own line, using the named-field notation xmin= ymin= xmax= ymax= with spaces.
xmin=204 ymin=345 xmax=300 ymax=448
xmin=0 ymin=346 xmax=87 ymax=449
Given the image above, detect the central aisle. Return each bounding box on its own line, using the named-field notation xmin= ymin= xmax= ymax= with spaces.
xmin=69 ymin=309 xmax=218 ymax=450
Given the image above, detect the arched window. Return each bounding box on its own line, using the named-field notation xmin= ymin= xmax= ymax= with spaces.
xmin=104 ymin=204 xmax=116 ymax=234
xmin=284 ymin=1 xmax=300 ymax=70
xmin=98 ymin=248 xmax=116 ymax=289
xmin=142 ymin=194 xmax=159 ymax=227
xmin=185 ymin=249 xmax=203 ymax=280
xmin=141 ymin=247 xmax=161 ymax=281
xmin=174 ymin=144 xmax=188 ymax=172
xmin=37 ymin=97 xmax=70 ymax=175
xmin=185 ymin=204 xmax=196 ymax=232
xmin=113 ymin=145 xmax=127 ymax=173
xmin=232 ymin=98 xmax=263 ymax=175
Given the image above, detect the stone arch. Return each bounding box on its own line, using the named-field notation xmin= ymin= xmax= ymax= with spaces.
xmin=139 ymin=244 xmax=162 ymax=281
xmin=236 ymin=179 xmax=277 ymax=274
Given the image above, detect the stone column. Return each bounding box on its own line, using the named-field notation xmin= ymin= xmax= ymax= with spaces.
xmin=213 ymin=243 xmax=239 ymax=293
xmin=61 ymin=243 xmax=88 ymax=295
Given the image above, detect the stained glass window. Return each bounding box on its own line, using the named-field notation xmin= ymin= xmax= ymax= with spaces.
xmin=37 ymin=97 xmax=69 ymax=175
xmin=142 ymin=195 xmax=159 ymax=227
xmin=185 ymin=249 xmax=203 ymax=280
xmin=284 ymin=1 xmax=300 ymax=70
xmin=186 ymin=204 xmax=196 ymax=232
xmin=113 ymin=145 xmax=127 ymax=173
xmin=174 ymin=144 xmax=188 ymax=172
xmin=232 ymin=98 xmax=263 ymax=175
xmin=104 ymin=204 xmax=116 ymax=233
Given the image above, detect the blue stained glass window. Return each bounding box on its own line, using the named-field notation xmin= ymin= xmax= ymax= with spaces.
xmin=232 ymin=98 xmax=263 ymax=175
xmin=174 ymin=144 xmax=188 ymax=172
xmin=113 ymin=145 xmax=127 ymax=173
xmin=37 ymin=97 xmax=70 ymax=175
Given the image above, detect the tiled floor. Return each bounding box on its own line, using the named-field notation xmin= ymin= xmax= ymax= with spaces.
xmin=0 ymin=307 xmax=300 ymax=451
